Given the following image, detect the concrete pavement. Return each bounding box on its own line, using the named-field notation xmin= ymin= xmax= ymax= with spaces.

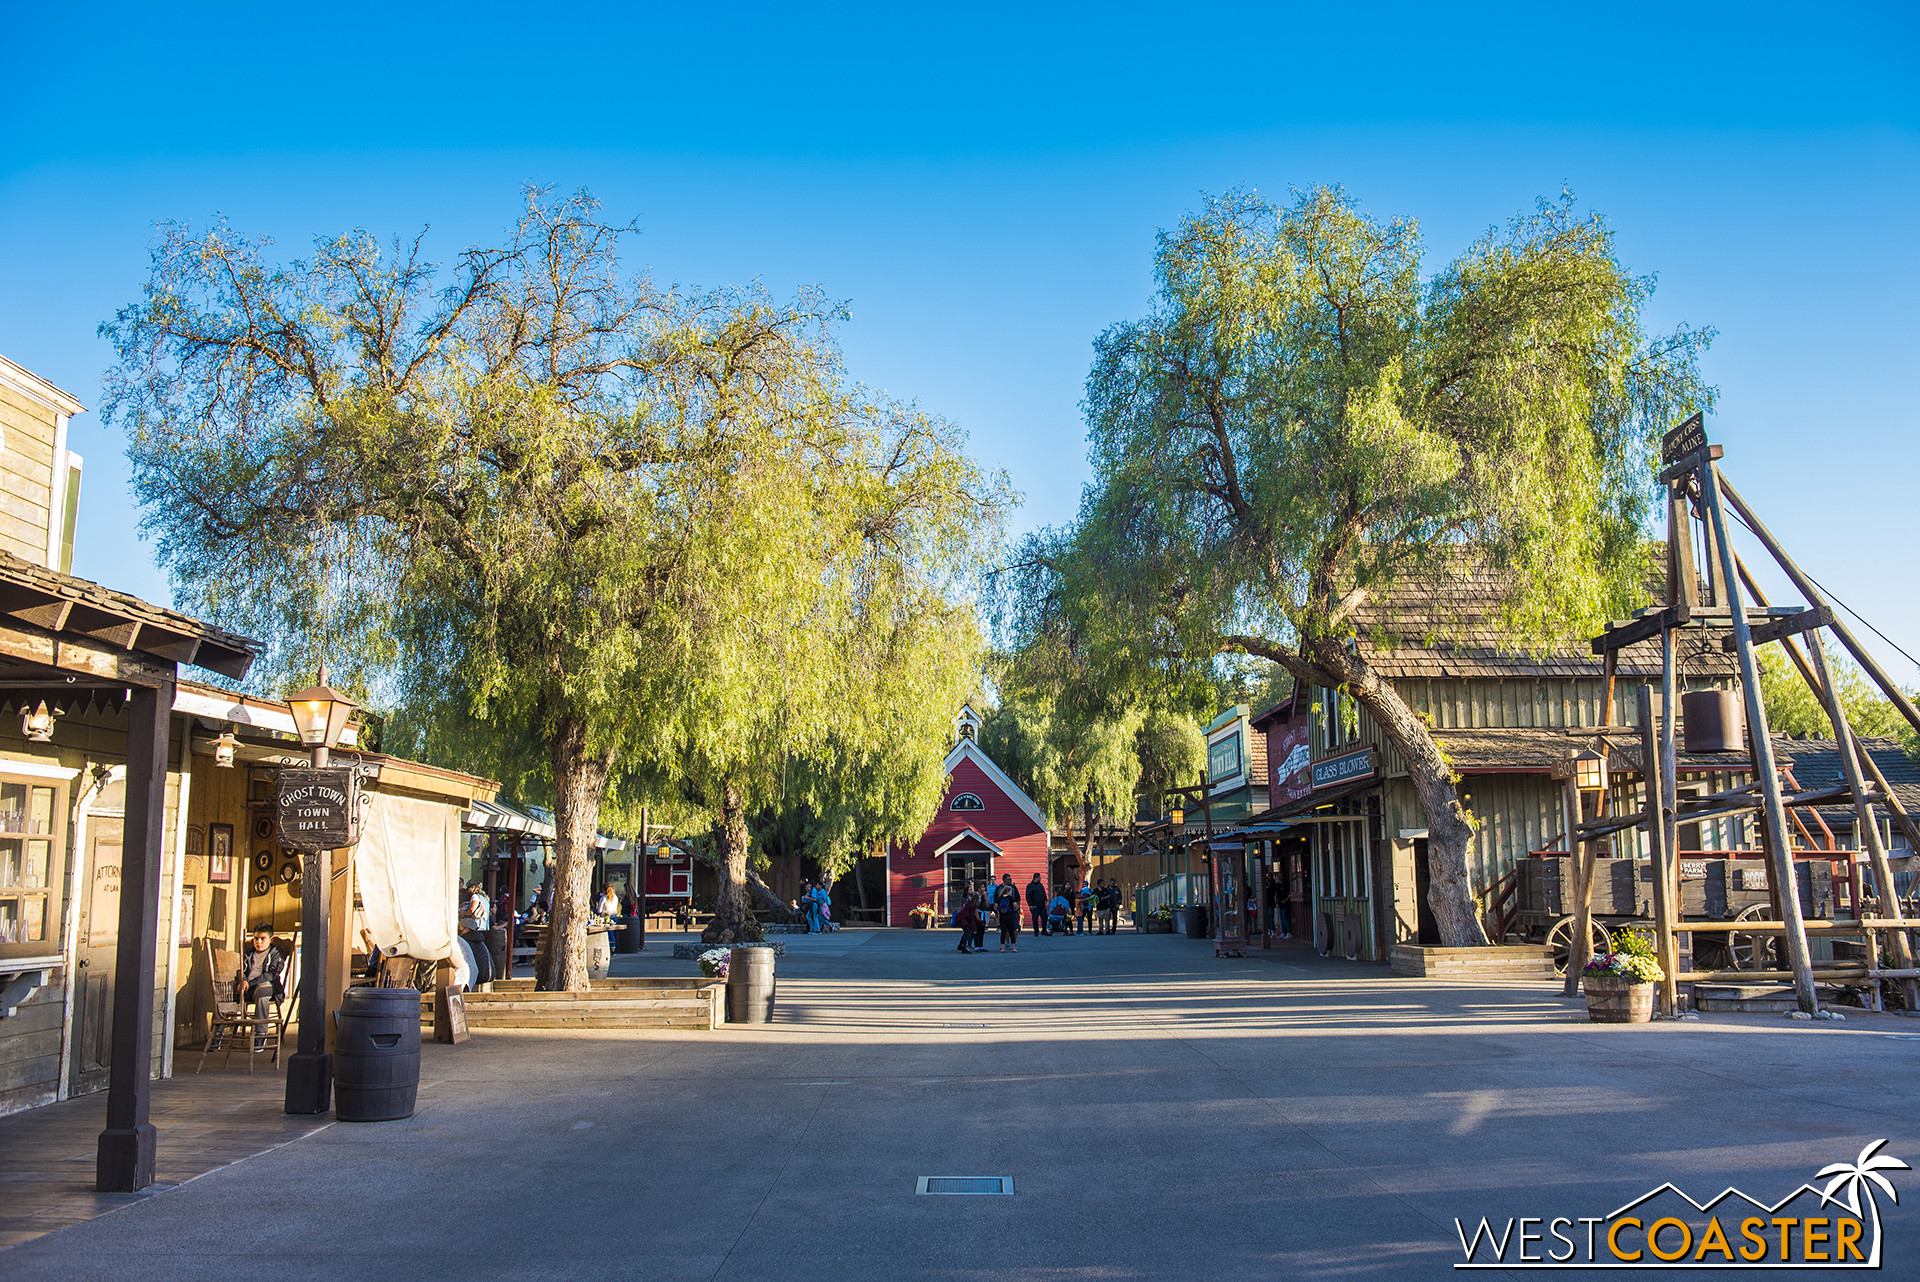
xmin=5 ymin=925 xmax=1918 ymax=1279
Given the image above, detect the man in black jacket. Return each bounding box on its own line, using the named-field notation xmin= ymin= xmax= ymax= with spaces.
xmin=1025 ymin=873 xmax=1049 ymax=936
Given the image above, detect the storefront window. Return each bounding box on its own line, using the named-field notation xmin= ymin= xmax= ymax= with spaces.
xmin=0 ymin=782 xmax=58 ymax=951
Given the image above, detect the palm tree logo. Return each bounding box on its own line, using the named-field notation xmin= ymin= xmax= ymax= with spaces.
xmin=1817 ymin=1139 xmax=1911 ymax=1267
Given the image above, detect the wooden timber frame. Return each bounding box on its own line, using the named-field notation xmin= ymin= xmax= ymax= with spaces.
xmin=1587 ymin=416 xmax=1920 ymax=1016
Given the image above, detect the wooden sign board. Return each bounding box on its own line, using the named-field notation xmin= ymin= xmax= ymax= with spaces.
xmin=1679 ymin=860 xmax=1708 ymax=881
xmin=1737 ymin=865 xmax=1769 ymax=891
xmin=1661 ymin=412 xmax=1708 ymax=465
xmin=276 ymin=767 xmax=360 ymax=852
xmin=1313 ymin=745 xmax=1376 ymax=790
xmin=434 ymin=984 xmax=470 ymax=1044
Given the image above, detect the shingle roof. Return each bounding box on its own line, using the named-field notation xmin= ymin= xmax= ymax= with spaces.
xmin=1348 ymin=556 xmax=1737 ymax=682
xmin=1771 ymin=735 xmax=1920 ymax=828
xmin=1433 ymin=726 xmax=1752 ymax=775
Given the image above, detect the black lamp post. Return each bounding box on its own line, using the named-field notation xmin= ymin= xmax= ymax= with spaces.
xmin=284 ymin=672 xmax=356 ymax=1116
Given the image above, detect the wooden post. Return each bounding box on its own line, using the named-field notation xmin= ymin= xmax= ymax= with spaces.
xmin=1645 ymin=680 xmax=1680 ymax=1018
xmin=1562 ymin=773 xmax=1593 ymax=999
xmin=1808 ymin=637 xmax=1920 ymax=1010
xmin=1698 ymin=464 xmax=1819 ymax=1012
xmin=96 ymin=679 xmax=171 ymax=1192
xmin=325 ymin=847 xmax=353 ymax=1046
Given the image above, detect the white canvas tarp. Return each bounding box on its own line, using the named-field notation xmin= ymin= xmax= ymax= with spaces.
xmin=356 ymin=791 xmax=459 ymax=962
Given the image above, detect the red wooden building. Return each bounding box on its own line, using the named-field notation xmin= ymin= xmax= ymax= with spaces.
xmin=886 ymin=708 xmax=1050 ymax=925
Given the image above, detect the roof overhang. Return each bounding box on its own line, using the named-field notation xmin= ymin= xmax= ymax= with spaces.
xmin=934 ymin=827 xmax=1004 ymax=858
xmin=0 ymin=554 xmax=258 ymax=681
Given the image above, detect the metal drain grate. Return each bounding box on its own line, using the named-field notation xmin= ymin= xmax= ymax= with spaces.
xmin=917 ymin=1176 xmax=1014 ymax=1195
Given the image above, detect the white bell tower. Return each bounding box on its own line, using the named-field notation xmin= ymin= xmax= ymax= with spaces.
xmin=955 ymin=704 xmax=983 ymax=745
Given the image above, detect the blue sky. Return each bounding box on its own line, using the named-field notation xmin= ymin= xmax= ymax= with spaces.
xmin=3 ymin=3 xmax=1917 ymax=679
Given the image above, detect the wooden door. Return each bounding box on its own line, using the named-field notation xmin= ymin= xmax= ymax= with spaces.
xmin=71 ymin=815 xmax=125 ymax=1097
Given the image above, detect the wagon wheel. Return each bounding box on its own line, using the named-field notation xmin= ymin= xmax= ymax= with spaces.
xmin=1546 ymin=915 xmax=1612 ymax=977
xmin=1729 ymin=905 xmax=1778 ymax=971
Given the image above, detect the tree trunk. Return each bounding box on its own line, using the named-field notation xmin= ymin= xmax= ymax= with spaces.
xmin=701 ymin=779 xmax=764 ymax=945
xmin=539 ymin=712 xmax=615 ymax=991
xmin=1060 ymin=806 xmax=1092 ymax=890
xmin=1306 ymin=641 xmax=1489 ymax=947
xmin=686 ymin=842 xmax=795 ymax=921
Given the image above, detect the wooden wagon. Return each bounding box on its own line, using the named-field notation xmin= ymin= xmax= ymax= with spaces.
xmin=1497 ymin=851 xmax=1842 ymax=975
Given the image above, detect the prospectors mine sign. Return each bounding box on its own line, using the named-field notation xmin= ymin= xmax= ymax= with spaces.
xmin=276 ymin=767 xmax=361 ymax=852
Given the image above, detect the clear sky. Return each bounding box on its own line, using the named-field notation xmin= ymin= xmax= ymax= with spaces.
xmin=3 ymin=3 xmax=1917 ymax=679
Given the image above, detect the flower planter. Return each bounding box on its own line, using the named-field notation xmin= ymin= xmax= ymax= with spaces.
xmin=908 ymin=916 xmax=933 ymax=930
xmin=1583 ymin=974 xmax=1655 ymax=1024
xmin=1140 ymin=918 xmax=1174 ymax=933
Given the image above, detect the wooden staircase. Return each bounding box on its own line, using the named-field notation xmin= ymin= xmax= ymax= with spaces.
xmin=419 ymin=977 xmax=724 ymax=1030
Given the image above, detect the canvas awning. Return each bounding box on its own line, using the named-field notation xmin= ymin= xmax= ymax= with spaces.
xmin=464 ymin=798 xmax=556 ymax=840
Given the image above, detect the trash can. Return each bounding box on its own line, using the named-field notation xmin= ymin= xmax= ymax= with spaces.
xmin=613 ymin=914 xmax=642 ymax=954
xmin=727 ymin=945 xmax=776 ymax=1023
xmin=333 ymin=987 xmax=421 ymax=1122
xmin=586 ymin=930 xmax=612 ymax=980
xmin=484 ymin=927 xmax=508 ymax=976
xmin=1185 ymin=906 xmax=1209 ymax=939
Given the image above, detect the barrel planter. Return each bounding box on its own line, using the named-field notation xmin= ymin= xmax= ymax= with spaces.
xmin=334 ymin=987 xmax=422 ymax=1122
xmin=586 ymin=930 xmax=612 ymax=980
xmin=727 ymin=946 xmax=776 ymax=1023
xmin=1583 ymin=974 xmax=1655 ymax=1024
xmin=909 ymin=914 xmax=933 ymax=929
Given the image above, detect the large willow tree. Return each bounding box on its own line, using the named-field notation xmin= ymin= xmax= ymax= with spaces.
xmin=1017 ymin=187 xmax=1711 ymax=946
xmin=104 ymin=187 xmax=1005 ymax=983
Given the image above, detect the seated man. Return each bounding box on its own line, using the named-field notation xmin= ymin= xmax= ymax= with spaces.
xmin=236 ymin=926 xmax=287 ymax=1048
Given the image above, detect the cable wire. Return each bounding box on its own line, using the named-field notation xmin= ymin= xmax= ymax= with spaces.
xmin=1726 ymin=508 xmax=1920 ymax=675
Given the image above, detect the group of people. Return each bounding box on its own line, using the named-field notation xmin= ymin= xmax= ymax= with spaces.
xmin=952 ymin=873 xmax=1127 ymax=953
xmin=791 ymin=880 xmax=838 ymax=932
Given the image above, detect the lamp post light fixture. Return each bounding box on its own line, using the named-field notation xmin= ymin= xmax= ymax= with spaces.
xmin=20 ymin=699 xmax=55 ymax=742
xmin=1572 ymin=748 xmax=1608 ymax=795
xmin=283 ymin=666 xmax=358 ymax=1118
xmin=286 ymin=680 xmax=356 ymax=765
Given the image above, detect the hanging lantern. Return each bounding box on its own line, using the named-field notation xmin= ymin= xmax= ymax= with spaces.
xmin=20 ymin=700 xmax=54 ymax=743
xmin=213 ymin=724 xmax=240 ymax=769
xmin=1170 ymin=806 xmax=1185 ymax=830
xmin=1572 ymin=748 xmax=1607 ymax=794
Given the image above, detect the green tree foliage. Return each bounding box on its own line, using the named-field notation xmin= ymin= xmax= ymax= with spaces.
xmin=103 ymin=187 xmax=1006 ymax=980
xmin=1010 ymin=186 xmax=1712 ymax=945
xmin=1758 ymin=642 xmax=1920 ymax=757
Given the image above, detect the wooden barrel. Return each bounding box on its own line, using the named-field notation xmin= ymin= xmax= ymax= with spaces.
xmin=1583 ymin=976 xmax=1654 ymax=1024
xmin=334 ymin=987 xmax=421 ymax=1121
xmin=727 ymin=946 xmax=776 ymax=1023
xmin=587 ymin=931 xmax=611 ymax=979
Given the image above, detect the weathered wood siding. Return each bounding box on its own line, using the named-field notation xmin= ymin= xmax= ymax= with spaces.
xmin=0 ymin=383 xmax=56 ymax=566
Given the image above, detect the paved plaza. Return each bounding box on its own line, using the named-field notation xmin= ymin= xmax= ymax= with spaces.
xmin=5 ymin=927 xmax=1918 ymax=1279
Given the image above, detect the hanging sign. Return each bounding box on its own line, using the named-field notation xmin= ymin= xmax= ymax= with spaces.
xmin=1661 ymin=412 xmax=1708 ymax=465
xmin=275 ymin=767 xmax=361 ymax=852
xmin=1273 ymin=719 xmax=1312 ymax=804
xmin=1313 ymin=745 xmax=1377 ymax=790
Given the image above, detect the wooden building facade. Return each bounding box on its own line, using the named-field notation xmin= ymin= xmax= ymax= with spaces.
xmin=1217 ymin=564 xmax=1742 ymax=963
